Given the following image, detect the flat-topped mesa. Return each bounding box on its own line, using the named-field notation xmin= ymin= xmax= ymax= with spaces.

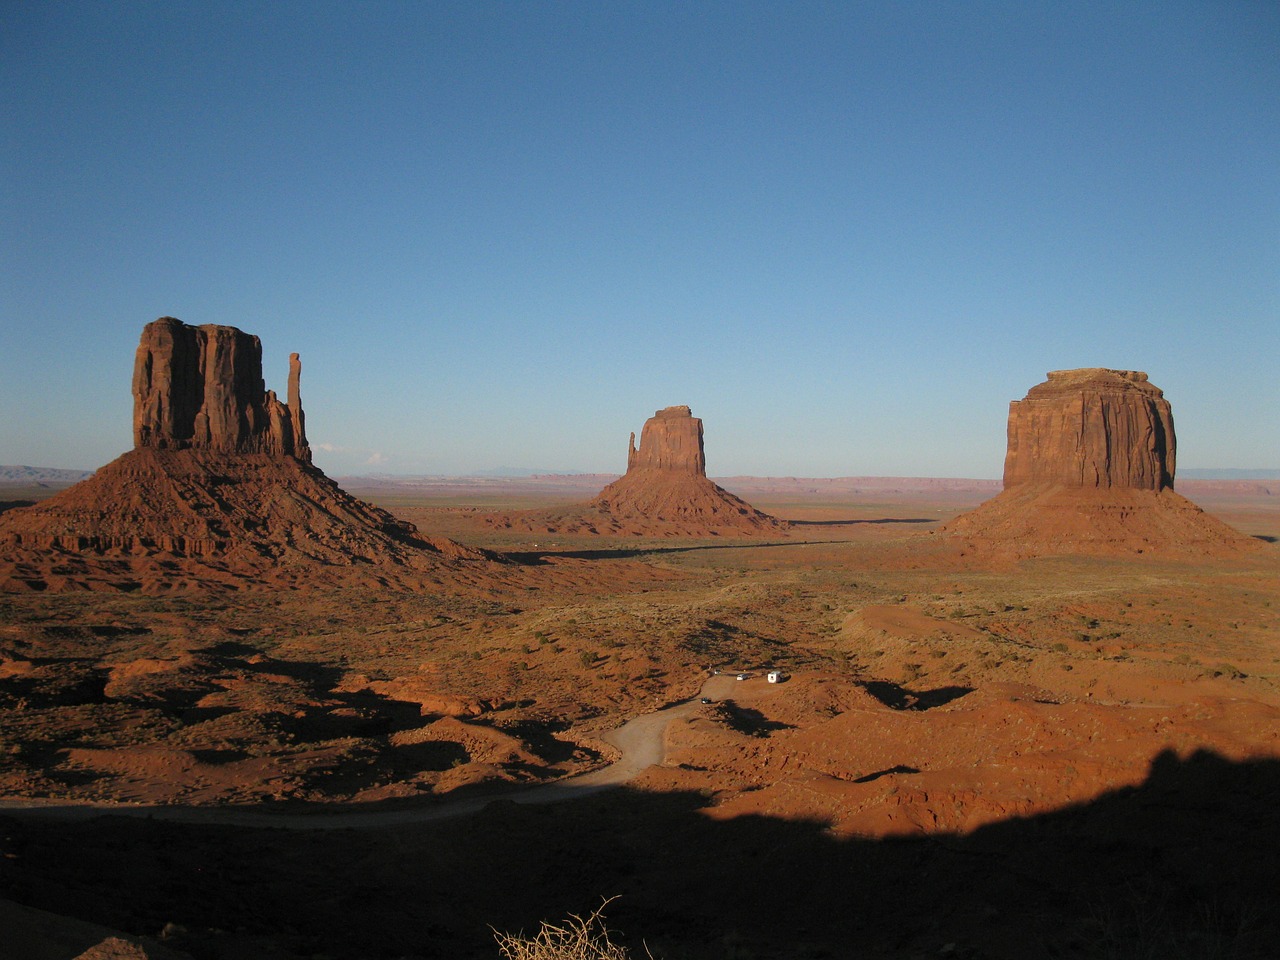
xmin=625 ymin=405 xmax=707 ymax=476
xmin=1003 ymin=368 xmax=1175 ymax=491
xmin=132 ymin=317 xmax=311 ymax=461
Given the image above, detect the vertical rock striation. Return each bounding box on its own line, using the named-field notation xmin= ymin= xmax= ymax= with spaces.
xmin=1002 ymin=369 xmax=1174 ymax=491
xmin=132 ymin=317 xmax=310 ymax=461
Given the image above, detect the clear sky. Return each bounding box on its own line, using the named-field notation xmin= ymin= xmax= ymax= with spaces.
xmin=3 ymin=2 xmax=1277 ymax=478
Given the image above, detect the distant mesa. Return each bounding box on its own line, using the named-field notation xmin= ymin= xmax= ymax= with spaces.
xmin=939 ymin=368 xmax=1259 ymax=558
xmin=485 ymin=405 xmax=785 ymax=537
xmin=0 ymin=317 xmax=491 ymax=592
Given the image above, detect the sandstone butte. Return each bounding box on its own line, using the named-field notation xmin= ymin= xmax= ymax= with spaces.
xmin=132 ymin=316 xmax=310 ymax=459
xmin=482 ymin=405 xmax=784 ymax=537
xmin=0 ymin=318 xmax=490 ymax=593
xmin=940 ymin=368 xmax=1259 ymax=558
xmin=588 ymin=405 xmax=784 ymax=535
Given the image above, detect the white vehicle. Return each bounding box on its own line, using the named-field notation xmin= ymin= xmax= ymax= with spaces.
xmin=767 ymin=670 xmax=787 ymax=683
xmin=736 ymin=672 xmax=749 ymax=681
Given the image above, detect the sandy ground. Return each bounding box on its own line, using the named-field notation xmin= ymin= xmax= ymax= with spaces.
xmin=0 ymin=480 xmax=1276 ymax=959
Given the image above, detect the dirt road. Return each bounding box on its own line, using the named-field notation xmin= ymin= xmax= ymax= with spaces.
xmin=0 ymin=674 xmax=740 ymax=831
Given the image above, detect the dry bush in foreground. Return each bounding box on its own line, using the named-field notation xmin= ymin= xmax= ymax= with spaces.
xmin=493 ymin=900 xmax=654 ymax=960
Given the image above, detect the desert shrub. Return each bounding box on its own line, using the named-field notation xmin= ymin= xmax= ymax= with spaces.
xmin=493 ymin=900 xmax=652 ymax=960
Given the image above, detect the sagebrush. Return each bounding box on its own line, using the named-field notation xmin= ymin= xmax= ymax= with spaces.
xmin=493 ymin=900 xmax=654 ymax=960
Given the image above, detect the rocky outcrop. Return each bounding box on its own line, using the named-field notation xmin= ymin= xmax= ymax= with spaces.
xmin=588 ymin=406 xmax=784 ymax=535
xmin=1003 ymin=369 xmax=1174 ymax=490
xmin=132 ymin=317 xmax=310 ymax=460
xmin=938 ymin=369 xmax=1257 ymax=559
xmin=0 ymin=317 xmax=496 ymax=592
xmin=482 ymin=406 xmax=784 ymax=537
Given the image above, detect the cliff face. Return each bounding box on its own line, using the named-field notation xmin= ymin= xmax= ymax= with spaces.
xmin=132 ymin=317 xmax=310 ymax=461
xmin=1003 ymin=369 xmax=1174 ymax=491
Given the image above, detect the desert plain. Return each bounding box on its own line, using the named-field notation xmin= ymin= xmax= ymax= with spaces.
xmin=1 ymin=471 xmax=1277 ymax=960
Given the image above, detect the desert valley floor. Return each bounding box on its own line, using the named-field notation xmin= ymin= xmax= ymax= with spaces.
xmin=1 ymin=477 xmax=1277 ymax=960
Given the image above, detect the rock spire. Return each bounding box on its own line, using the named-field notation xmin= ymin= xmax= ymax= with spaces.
xmin=588 ymin=405 xmax=784 ymax=535
xmin=1 ymin=317 xmax=495 ymax=592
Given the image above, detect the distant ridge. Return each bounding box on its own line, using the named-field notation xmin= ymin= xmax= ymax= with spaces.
xmin=1178 ymin=468 xmax=1280 ymax=480
xmin=0 ymin=465 xmax=93 ymax=485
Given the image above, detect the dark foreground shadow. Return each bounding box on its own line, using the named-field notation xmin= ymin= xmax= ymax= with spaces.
xmin=860 ymin=680 xmax=974 ymax=710
xmin=1 ymin=750 xmax=1276 ymax=959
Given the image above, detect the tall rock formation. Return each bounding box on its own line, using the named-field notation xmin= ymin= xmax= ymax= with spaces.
xmin=132 ymin=317 xmax=310 ymax=460
xmin=483 ymin=405 xmax=784 ymax=537
xmin=939 ymin=369 xmax=1255 ymax=558
xmin=0 ymin=318 xmax=492 ymax=593
xmin=1003 ymin=369 xmax=1174 ymax=490
xmin=588 ymin=406 xmax=784 ymax=535
xmin=624 ymin=405 xmax=707 ymax=475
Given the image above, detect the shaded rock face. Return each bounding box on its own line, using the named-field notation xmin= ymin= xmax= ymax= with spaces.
xmin=132 ymin=317 xmax=310 ymax=461
xmin=1003 ymin=369 xmax=1174 ymax=491
xmin=626 ymin=405 xmax=707 ymax=476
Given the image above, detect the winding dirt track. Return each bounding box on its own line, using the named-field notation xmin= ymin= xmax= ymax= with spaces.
xmin=0 ymin=675 xmax=738 ymax=832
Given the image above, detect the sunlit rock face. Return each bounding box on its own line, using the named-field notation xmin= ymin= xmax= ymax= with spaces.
xmin=1002 ymin=368 xmax=1175 ymax=491
xmin=589 ymin=405 xmax=783 ymax=533
xmin=132 ymin=316 xmax=310 ymax=461
xmin=624 ymin=405 xmax=707 ymax=476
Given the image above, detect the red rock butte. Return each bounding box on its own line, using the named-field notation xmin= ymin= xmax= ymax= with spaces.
xmin=482 ymin=405 xmax=784 ymax=537
xmin=133 ymin=316 xmax=310 ymax=459
xmin=0 ymin=318 xmax=491 ymax=592
xmin=940 ymin=368 xmax=1256 ymax=558
xmin=589 ymin=405 xmax=784 ymax=535
xmin=1003 ymin=368 xmax=1174 ymax=491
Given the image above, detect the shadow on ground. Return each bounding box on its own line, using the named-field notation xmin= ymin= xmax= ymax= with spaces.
xmin=508 ymin=540 xmax=855 ymax=564
xmin=1 ymin=750 xmax=1276 ymax=959
xmin=788 ymin=517 xmax=936 ymax=526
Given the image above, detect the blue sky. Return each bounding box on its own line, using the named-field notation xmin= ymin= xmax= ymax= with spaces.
xmin=3 ymin=2 xmax=1277 ymax=478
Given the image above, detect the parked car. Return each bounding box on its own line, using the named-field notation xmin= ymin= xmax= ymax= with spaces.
xmin=736 ymin=673 xmax=749 ymax=680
